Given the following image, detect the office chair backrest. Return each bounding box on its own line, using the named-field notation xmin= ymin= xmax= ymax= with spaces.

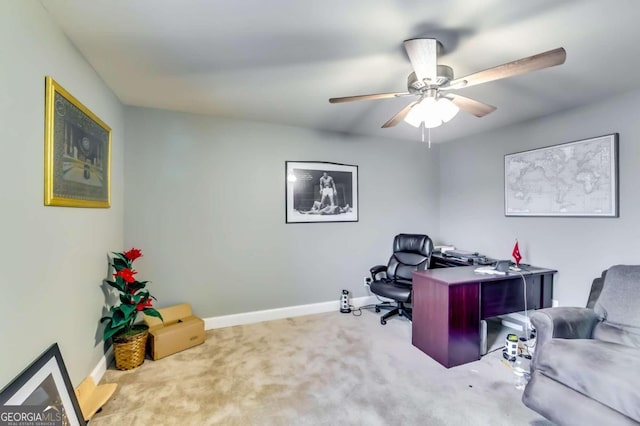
xmin=387 ymin=234 xmax=433 ymax=283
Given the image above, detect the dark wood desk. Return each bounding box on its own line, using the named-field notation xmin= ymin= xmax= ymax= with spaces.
xmin=412 ymin=265 xmax=556 ymax=368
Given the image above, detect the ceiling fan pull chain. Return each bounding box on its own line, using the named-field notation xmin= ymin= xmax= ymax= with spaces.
xmin=420 ymin=122 xmax=432 ymax=148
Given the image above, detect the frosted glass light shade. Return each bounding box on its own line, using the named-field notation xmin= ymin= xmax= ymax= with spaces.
xmin=438 ymin=98 xmax=460 ymax=122
xmin=404 ymin=96 xmax=460 ymax=128
xmin=404 ymin=102 xmax=426 ymax=127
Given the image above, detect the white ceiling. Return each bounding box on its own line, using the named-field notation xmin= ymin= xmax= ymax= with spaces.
xmin=40 ymin=0 xmax=640 ymax=144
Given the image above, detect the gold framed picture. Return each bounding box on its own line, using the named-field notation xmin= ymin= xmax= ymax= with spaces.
xmin=44 ymin=76 xmax=111 ymax=207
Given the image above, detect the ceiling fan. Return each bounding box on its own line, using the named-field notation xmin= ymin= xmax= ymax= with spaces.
xmin=329 ymin=39 xmax=566 ymax=129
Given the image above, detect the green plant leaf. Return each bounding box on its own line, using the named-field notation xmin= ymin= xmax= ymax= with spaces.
xmin=112 ymin=252 xmax=127 ymax=261
xmin=112 ymin=257 xmax=129 ymax=270
xmin=111 ymin=308 xmax=127 ymax=327
xmin=106 ymin=279 xmax=125 ymax=292
xmin=128 ymin=281 xmax=146 ymax=293
xmin=120 ymin=303 xmax=136 ymax=317
xmin=143 ymin=308 xmax=163 ymax=321
xmin=130 ymin=293 xmax=143 ymax=304
xmin=114 ymin=276 xmax=127 ymax=288
xmin=103 ymin=323 xmax=126 ymax=341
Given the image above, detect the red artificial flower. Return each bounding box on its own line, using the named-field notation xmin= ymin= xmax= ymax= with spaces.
xmin=124 ymin=248 xmax=143 ymax=262
xmin=114 ymin=268 xmax=137 ymax=283
xmin=136 ymin=298 xmax=153 ymax=311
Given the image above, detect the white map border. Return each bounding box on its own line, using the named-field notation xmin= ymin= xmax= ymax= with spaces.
xmin=504 ymin=134 xmax=618 ymax=217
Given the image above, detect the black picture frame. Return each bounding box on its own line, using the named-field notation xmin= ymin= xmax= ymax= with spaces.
xmin=504 ymin=133 xmax=619 ymax=217
xmin=285 ymin=161 xmax=359 ymax=223
xmin=0 ymin=343 xmax=86 ymax=426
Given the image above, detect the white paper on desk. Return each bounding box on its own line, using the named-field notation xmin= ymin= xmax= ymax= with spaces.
xmin=474 ymin=266 xmax=506 ymax=275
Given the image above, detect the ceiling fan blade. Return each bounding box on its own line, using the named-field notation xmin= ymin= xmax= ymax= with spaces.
xmin=381 ymin=100 xmax=419 ymax=128
xmin=446 ymin=94 xmax=496 ymax=117
xmin=404 ymin=38 xmax=438 ymax=83
xmin=449 ymin=47 xmax=566 ymax=89
xmin=329 ymin=92 xmax=410 ymax=103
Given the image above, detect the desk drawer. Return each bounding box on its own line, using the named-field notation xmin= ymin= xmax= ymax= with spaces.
xmin=481 ymin=275 xmax=544 ymax=318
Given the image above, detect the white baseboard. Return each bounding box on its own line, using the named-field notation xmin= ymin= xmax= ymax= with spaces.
xmin=91 ymin=346 xmax=113 ymax=384
xmin=203 ymin=295 xmax=379 ymax=330
xmin=89 ymin=296 xmax=379 ymax=383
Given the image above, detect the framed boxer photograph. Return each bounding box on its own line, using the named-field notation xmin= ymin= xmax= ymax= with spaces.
xmin=285 ymin=161 xmax=358 ymax=223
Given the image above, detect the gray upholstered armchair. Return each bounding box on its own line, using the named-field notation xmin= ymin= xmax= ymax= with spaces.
xmin=522 ymin=265 xmax=640 ymax=425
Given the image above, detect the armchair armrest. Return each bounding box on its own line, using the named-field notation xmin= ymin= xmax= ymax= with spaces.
xmin=531 ymin=307 xmax=601 ymax=351
xmin=369 ymin=265 xmax=387 ymax=280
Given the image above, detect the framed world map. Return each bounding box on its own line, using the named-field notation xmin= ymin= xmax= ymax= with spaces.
xmin=504 ymin=134 xmax=618 ymax=217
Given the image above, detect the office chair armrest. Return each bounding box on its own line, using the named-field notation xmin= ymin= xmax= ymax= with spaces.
xmin=370 ymin=265 xmax=387 ymax=280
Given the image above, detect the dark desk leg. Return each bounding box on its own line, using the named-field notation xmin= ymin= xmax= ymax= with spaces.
xmin=413 ymin=276 xmax=481 ymax=368
xmin=541 ymin=273 xmax=554 ymax=308
xmin=412 ymin=276 xmax=449 ymax=367
xmin=448 ymin=283 xmax=481 ymax=367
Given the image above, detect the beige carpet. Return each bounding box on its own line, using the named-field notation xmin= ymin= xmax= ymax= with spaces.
xmin=91 ymin=310 xmax=550 ymax=425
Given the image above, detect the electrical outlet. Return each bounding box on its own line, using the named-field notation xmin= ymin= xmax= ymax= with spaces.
xmin=363 ymin=277 xmax=372 ymax=287
xmin=552 ymin=299 xmax=559 ymax=307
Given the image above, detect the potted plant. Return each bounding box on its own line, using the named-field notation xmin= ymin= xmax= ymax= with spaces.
xmin=101 ymin=248 xmax=162 ymax=370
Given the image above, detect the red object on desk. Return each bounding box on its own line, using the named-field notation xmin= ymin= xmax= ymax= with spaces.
xmin=512 ymin=241 xmax=522 ymax=266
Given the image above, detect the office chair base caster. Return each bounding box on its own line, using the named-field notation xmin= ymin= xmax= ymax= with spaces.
xmin=374 ymin=302 xmax=393 ymax=314
xmin=380 ymin=318 xmax=386 ymax=325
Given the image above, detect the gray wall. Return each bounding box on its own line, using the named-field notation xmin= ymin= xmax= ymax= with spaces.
xmin=5 ymin=0 xmax=636 ymax=389
xmin=123 ymin=107 xmax=440 ymax=316
xmin=439 ymin=90 xmax=640 ymax=307
xmin=0 ymin=1 xmax=125 ymax=386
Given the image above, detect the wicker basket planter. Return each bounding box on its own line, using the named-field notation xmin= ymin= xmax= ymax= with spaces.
xmin=113 ymin=325 xmax=149 ymax=370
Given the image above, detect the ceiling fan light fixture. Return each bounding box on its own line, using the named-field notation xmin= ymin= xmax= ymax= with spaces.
xmin=438 ymin=97 xmax=460 ymax=123
xmin=403 ymin=96 xmax=459 ymax=128
xmin=422 ymin=100 xmax=443 ymax=128
xmin=403 ymin=101 xmax=429 ymax=127
xmin=329 ymin=39 xmax=566 ymax=133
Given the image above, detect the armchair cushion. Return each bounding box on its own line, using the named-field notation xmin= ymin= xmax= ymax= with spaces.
xmin=592 ymin=322 xmax=640 ymax=348
xmin=594 ymin=265 xmax=640 ymax=336
xmin=533 ymin=339 xmax=640 ymax=422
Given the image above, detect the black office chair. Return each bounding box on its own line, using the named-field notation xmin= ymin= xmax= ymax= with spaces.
xmin=369 ymin=234 xmax=433 ymax=325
